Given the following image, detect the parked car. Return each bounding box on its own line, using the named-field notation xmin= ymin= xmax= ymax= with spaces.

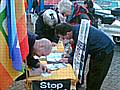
xmin=98 ymin=1 xmax=119 ymax=10
xmin=111 ymin=7 xmax=120 ymax=16
xmin=100 ymin=20 xmax=120 ymax=44
xmin=72 ymin=1 xmax=116 ymax=25
xmin=93 ymin=2 xmax=116 ymax=25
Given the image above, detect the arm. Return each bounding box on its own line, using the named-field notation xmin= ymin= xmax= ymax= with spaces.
xmin=27 ymin=31 xmax=40 ymax=68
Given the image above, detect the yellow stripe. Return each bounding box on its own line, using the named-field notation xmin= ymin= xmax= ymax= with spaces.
xmin=0 ymin=32 xmax=23 ymax=80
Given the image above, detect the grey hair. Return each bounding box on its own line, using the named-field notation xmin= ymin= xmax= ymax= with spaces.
xmin=39 ymin=38 xmax=52 ymax=51
xmin=57 ymin=0 xmax=72 ymax=14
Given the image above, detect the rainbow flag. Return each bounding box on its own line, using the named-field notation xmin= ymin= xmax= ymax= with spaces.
xmin=15 ymin=0 xmax=29 ymax=62
xmin=0 ymin=0 xmax=29 ymax=89
xmin=7 ymin=0 xmax=29 ymax=71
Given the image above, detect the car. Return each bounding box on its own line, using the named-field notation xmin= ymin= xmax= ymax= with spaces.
xmin=100 ymin=20 xmax=120 ymax=44
xmin=71 ymin=1 xmax=116 ymax=25
xmin=98 ymin=1 xmax=119 ymax=10
xmin=111 ymin=7 xmax=120 ymax=16
xmin=93 ymin=2 xmax=116 ymax=25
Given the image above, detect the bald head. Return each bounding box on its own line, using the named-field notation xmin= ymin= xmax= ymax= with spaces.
xmin=33 ymin=38 xmax=52 ymax=57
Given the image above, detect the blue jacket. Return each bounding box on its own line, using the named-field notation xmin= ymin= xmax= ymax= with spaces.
xmin=72 ymin=25 xmax=115 ymax=55
xmin=68 ymin=25 xmax=115 ymax=64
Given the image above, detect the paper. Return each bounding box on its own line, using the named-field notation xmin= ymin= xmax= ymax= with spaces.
xmin=45 ymin=63 xmax=67 ymax=71
xmin=41 ymin=72 xmax=52 ymax=77
xmin=47 ymin=52 xmax=64 ymax=63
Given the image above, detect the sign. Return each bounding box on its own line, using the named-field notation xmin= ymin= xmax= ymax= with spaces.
xmin=73 ymin=19 xmax=90 ymax=83
xmin=32 ymin=79 xmax=71 ymax=90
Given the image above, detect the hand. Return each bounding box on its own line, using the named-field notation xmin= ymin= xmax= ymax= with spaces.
xmin=63 ymin=53 xmax=70 ymax=58
xmin=52 ymin=42 xmax=57 ymax=47
xmin=39 ymin=63 xmax=51 ymax=73
xmin=59 ymin=58 xmax=68 ymax=63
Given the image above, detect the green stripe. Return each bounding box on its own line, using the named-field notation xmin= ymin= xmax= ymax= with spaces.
xmin=0 ymin=8 xmax=8 ymax=43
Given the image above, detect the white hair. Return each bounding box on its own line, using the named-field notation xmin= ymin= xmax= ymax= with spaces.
xmin=57 ymin=0 xmax=73 ymax=14
xmin=33 ymin=38 xmax=52 ymax=56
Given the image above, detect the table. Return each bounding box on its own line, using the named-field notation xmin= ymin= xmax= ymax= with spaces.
xmin=27 ymin=64 xmax=77 ymax=90
xmin=27 ymin=40 xmax=77 ymax=90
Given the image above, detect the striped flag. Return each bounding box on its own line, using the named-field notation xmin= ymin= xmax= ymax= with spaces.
xmin=15 ymin=0 xmax=29 ymax=62
xmin=7 ymin=0 xmax=23 ymax=71
xmin=6 ymin=0 xmax=29 ymax=71
xmin=0 ymin=0 xmax=24 ymax=90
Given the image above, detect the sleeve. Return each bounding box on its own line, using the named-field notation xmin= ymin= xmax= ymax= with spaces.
xmin=27 ymin=56 xmax=40 ymax=68
xmin=27 ymin=31 xmax=39 ymax=68
xmin=27 ymin=31 xmax=37 ymax=50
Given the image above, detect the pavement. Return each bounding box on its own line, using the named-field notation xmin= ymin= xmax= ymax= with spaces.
xmin=101 ymin=45 xmax=120 ymax=90
xmin=78 ymin=45 xmax=120 ymax=90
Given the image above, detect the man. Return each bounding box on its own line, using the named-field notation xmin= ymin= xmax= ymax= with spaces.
xmin=15 ymin=32 xmax=52 ymax=80
xmin=55 ymin=23 xmax=115 ymax=90
xmin=27 ymin=31 xmax=52 ymax=68
xmin=84 ymin=0 xmax=98 ymax=28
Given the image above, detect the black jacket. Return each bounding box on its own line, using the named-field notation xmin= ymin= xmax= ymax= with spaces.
xmin=27 ymin=31 xmax=39 ymax=68
xmin=35 ymin=11 xmax=59 ymax=43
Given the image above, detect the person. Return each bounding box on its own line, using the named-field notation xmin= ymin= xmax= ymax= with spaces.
xmin=57 ymin=0 xmax=90 ymax=25
xmin=15 ymin=31 xmax=52 ymax=80
xmin=55 ymin=23 xmax=115 ymax=90
xmin=35 ymin=9 xmax=65 ymax=44
xmin=84 ymin=0 xmax=98 ymax=28
xmin=32 ymin=0 xmax=39 ymax=14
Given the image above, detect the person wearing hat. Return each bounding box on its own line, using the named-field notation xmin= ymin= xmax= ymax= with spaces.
xmin=35 ymin=9 xmax=65 ymax=44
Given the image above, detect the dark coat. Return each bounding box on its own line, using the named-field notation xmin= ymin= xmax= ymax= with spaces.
xmin=35 ymin=11 xmax=59 ymax=43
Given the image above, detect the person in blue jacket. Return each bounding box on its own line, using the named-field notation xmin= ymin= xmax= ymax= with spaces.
xmin=55 ymin=23 xmax=115 ymax=90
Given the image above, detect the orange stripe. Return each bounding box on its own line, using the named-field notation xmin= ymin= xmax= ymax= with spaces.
xmin=15 ymin=0 xmax=29 ymax=61
xmin=0 ymin=63 xmax=13 ymax=90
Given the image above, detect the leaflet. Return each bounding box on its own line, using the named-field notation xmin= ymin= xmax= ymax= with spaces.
xmin=47 ymin=52 xmax=64 ymax=63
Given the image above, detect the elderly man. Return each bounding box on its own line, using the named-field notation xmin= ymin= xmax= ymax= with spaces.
xmin=15 ymin=31 xmax=52 ymax=80
xmin=27 ymin=31 xmax=52 ymax=68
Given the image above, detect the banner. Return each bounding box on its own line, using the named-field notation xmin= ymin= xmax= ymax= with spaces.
xmin=73 ymin=19 xmax=90 ymax=83
xmin=32 ymin=79 xmax=71 ymax=90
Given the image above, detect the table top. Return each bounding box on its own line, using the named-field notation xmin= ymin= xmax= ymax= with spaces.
xmin=28 ymin=64 xmax=77 ymax=86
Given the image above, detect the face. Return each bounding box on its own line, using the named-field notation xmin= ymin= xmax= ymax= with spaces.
xmin=66 ymin=31 xmax=73 ymax=39
xmin=58 ymin=31 xmax=73 ymax=40
xmin=35 ymin=46 xmax=51 ymax=57
xmin=64 ymin=6 xmax=72 ymax=16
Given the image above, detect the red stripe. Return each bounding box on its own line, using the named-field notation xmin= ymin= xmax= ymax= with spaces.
xmin=16 ymin=13 xmax=29 ymax=61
